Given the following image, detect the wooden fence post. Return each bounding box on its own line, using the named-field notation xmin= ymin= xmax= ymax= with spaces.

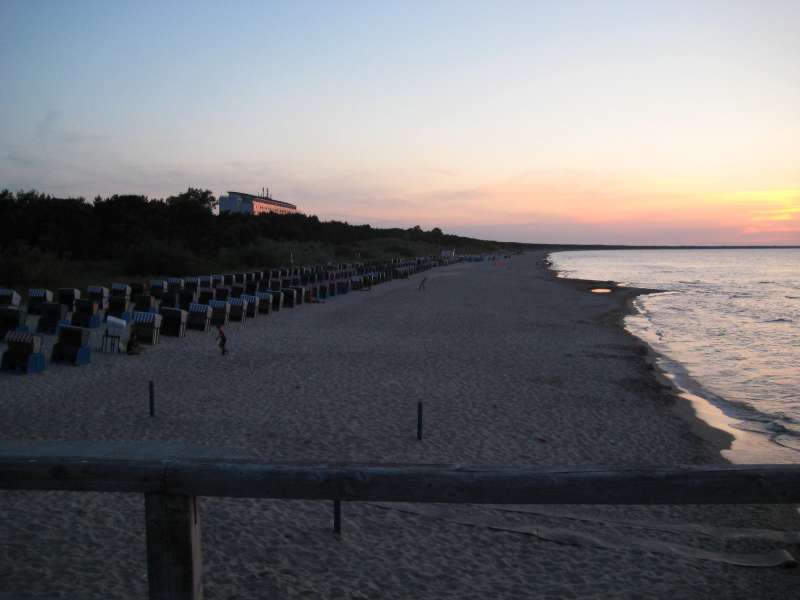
xmin=145 ymin=493 xmax=203 ymax=600
xmin=333 ymin=500 xmax=342 ymax=534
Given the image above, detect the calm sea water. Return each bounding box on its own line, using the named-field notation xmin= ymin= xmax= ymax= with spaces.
xmin=550 ymin=249 xmax=800 ymax=460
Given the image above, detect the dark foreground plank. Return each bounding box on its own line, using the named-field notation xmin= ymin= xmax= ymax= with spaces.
xmin=2 ymin=456 xmax=799 ymax=505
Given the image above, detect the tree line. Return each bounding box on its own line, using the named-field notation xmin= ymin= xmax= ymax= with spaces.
xmin=0 ymin=188 xmax=513 ymax=283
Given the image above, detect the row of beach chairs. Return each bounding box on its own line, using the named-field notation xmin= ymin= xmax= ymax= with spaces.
xmin=0 ymin=255 xmax=458 ymax=373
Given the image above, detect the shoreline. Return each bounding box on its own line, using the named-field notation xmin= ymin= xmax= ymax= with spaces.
xmin=545 ymin=250 xmax=799 ymax=465
xmin=542 ymin=252 xmax=733 ymax=464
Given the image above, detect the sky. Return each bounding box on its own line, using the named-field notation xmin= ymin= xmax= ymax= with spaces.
xmin=1 ymin=0 xmax=798 ymax=245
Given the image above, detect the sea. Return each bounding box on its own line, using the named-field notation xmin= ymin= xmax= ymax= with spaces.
xmin=550 ymin=248 xmax=800 ymax=463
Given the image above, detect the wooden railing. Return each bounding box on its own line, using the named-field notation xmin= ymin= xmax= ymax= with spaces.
xmin=2 ymin=455 xmax=799 ymax=599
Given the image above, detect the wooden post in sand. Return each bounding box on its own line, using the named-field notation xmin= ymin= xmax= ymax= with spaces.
xmin=333 ymin=500 xmax=342 ymax=534
xmin=145 ymin=493 xmax=202 ymax=600
xmin=149 ymin=380 xmax=155 ymax=417
xmin=417 ymin=402 xmax=423 ymax=441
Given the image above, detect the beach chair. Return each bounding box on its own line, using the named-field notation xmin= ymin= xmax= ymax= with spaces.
xmin=178 ymin=289 xmax=197 ymax=310
xmin=223 ymin=274 xmax=235 ymax=286
xmin=36 ymin=302 xmax=68 ymax=334
xmin=70 ymin=299 xmax=102 ymax=329
xmin=336 ymin=275 xmax=350 ymax=294
xmin=272 ymin=290 xmax=283 ymax=311
xmin=106 ymin=295 xmax=132 ymax=321
xmin=255 ymin=292 xmax=273 ymax=315
xmin=149 ymin=280 xmax=168 ymax=299
xmin=160 ymin=307 xmax=187 ymax=338
xmin=1 ymin=330 xmax=45 ymax=374
xmin=133 ymin=294 xmax=156 ymax=313
xmin=26 ymin=289 xmax=53 ymax=315
xmin=167 ymin=277 xmax=184 ymax=292
xmin=110 ymin=283 xmax=132 ymax=300
xmin=101 ymin=315 xmax=129 ymax=353
xmin=231 ymin=284 xmax=245 ymax=298
xmin=245 ymin=280 xmax=258 ymax=294
xmin=128 ymin=282 xmax=145 ymax=297
xmin=56 ymin=288 xmax=80 ymax=312
xmin=285 ymin=280 xmax=304 ymax=305
xmin=131 ymin=311 xmax=162 ymax=344
xmin=326 ymin=272 xmax=337 ymax=297
xmin=0 ymin=288 xmax=21 ymax=307
xmin=241 ymin=294 xmax=260 ymax=318
xmin=199 ymin=276 xmax=213 ymax=289
xmin=87 ymin=285 xmax=109 ymax=310
xmin=216 ymin=286 xmax=232 ymax=301
xmin=51 ymin=324 xmax=91 ymax=366
xmin=184 ymin=277 xmax=200 ymax=292
xmin=158 ymin=292 xmax=180 ymax=309
xmin=187 ymin=303 xmax=212 ymax=331
xmin=198 ymin=288 xmax=216 ymax=305
xmin=209 ymin=300 xmax=230 ymax=326
xmin=211 ymin=274 xmax=224 ymax=288
xmin=228 ymin=297 xmax=248 ymax=322
xmin=0 ymin=307 xmax=25 ymax=338
xmin=234 ymin=273 xmax=246 ymax=284
xmin=281 ymin=288 xmax=297 ymax=308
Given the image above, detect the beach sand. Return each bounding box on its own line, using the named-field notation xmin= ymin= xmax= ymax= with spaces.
xmin=1 ymin=251 xmax=798 ymax=598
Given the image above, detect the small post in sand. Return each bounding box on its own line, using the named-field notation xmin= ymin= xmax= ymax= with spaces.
xmin=149 ymin=380 xmax=155 ymax=417
xmin=333 ymin=500 xmax=342 ymax=534
xmin=417 ymin=401 xmax=423 ymax=440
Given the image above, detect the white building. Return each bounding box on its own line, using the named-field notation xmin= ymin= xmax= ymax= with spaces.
xmin=218 ymin=191 xmax=298 ymax=215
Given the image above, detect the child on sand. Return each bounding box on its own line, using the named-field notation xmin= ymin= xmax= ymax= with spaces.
xmin=216 ymin=325 xmax=228 ymax=356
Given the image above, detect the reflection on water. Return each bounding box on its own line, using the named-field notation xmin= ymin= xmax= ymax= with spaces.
xmin=551 ymin=248 xmax=800 ymax=463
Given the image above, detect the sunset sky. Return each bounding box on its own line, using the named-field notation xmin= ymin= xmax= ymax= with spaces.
xmin=1 ymin=1 xmax=798 ymax=244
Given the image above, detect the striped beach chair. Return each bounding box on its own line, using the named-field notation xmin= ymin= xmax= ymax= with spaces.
xmin=167 ymin=277 xmax=184 ymax=292
xmin=178 ymin=289 xmax=197 ymax=310
xmin=0 ymin=288 xmax=21 ymax=308
xmin=2 ymin=329 xmax=45 ymax=374
xmin=228 ymin=297 xmax=249 ymax=322
xmin=255 ymin=292 xmax=273 ymax=315
xmin=87 ymin=285 xmax=109 ymax=310
xmin=184 ymin=277 xmax=200 ymax=292
xmin=241 ymin=294 xmax=260 ymax=318
xmin=187 ymin=303 xmax=212 ymax=331
xmin=131 ymin=311 xmax=162 ymax=344
xmin=110 ymin=283 xmax=132 ymax=300
xmin=197 ymin=288 xmax=215 ymax=305
xmin=149 ymin=280 xmax=168 ymax=299
xmin=51 ymin=324 xmax=91 ymax=366
xmin=160 ymin=307 xmax=187 ymax=338
xmin=26 ymin=289 xmax=53 ymax=315
xmin=70 ymin=299 xmax=101 ymax=329
xmin=56 ymin=288 xmax=80 ymax=312
xmin=36 ymin=302 xmax=67 ymax=334
xmin=209 ymin=300 xmax=230 ymax=326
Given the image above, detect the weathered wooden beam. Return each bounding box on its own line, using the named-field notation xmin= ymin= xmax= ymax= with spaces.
xmin=2 ymin=456 xmax=800 ymax=505
xmin=145 ymin=493 xmax=202 ymax=600
xmin=0 ymin=456 xmax=165 ymax=493
xmin=162 ymin=462 xmax=800 ymax=505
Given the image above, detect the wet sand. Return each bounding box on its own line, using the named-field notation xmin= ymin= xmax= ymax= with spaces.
xmin=1 ymin=251 xmax=798 ymax=598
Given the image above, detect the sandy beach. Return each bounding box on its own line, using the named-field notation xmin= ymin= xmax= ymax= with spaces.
xmin=1 ymin=251 xmax=797 ymax=599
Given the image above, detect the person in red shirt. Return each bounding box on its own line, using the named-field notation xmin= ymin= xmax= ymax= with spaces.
xmin=216 ymin=325 xmax=228 ymax=356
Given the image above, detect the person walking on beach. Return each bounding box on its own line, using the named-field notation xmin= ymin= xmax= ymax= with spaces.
xmin=418 ymin=277 xmax=427 ymax=292
xmin=216 ymin=325 xmax=228 ymax=356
